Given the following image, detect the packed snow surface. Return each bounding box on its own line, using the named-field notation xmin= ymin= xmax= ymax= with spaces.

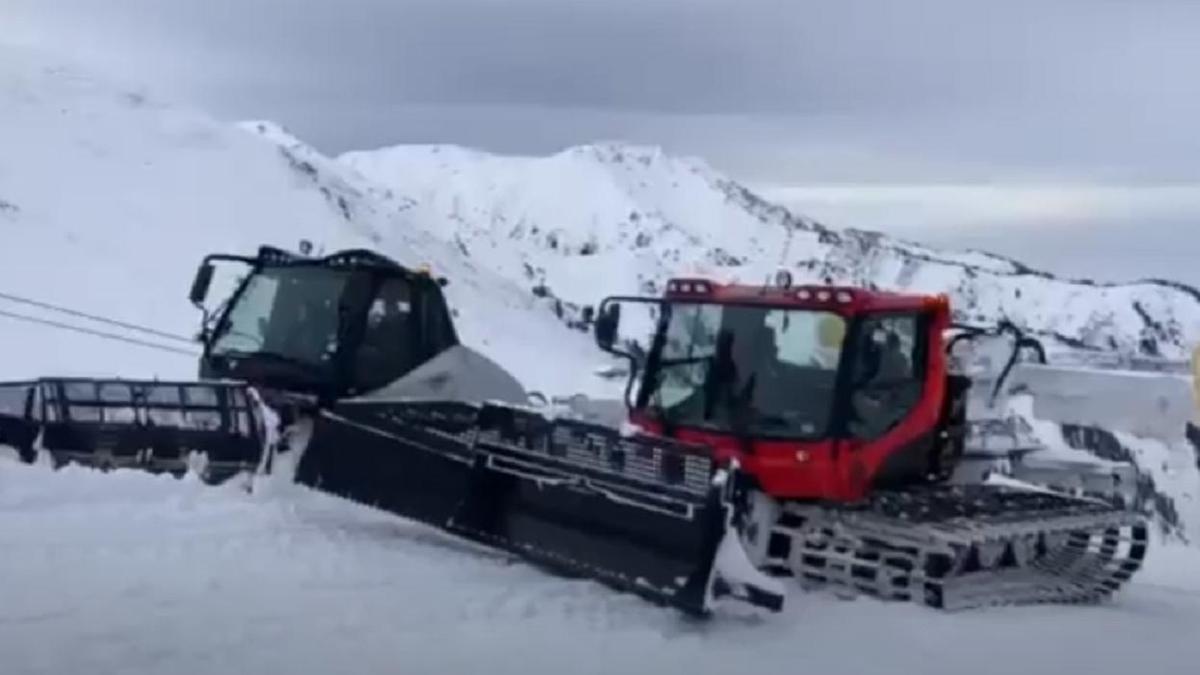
xmin=2 ymin=459 xmax=1200 ymax=675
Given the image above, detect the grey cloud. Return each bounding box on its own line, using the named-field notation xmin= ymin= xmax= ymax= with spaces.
xmin=6 ymin=0 xmax=1200 ymax=288
xmin=903 ymin=216 xmax=1200 ymax=291
xmin=767 ymin=186 xmax=1200 ymax=288
xmin=10 ymin=0 xmax=1200 ymax=184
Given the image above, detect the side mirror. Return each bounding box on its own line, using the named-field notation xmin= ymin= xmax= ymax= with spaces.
xmin=594 ymin=301 xmax=621 ymax=352
xmin=189 ymin=262 xmax=215 ymax=307
xmin=591 ymin=296 xmax=662 ymax=360
xmin=589 ymin=296 xmax=663 ymax=411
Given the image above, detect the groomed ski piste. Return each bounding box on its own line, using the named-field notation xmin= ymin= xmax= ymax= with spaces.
xmin=2 ymin=455 xmax=1199 ymax=675
xmin=3 ymin=40 xmax=1200 ymax=675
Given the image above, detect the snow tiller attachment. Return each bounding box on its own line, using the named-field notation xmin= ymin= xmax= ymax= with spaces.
xmin=0 ymin=377 xmax=263 ymax=482
xmin=289 ymin=397 xmax=784 ymax=615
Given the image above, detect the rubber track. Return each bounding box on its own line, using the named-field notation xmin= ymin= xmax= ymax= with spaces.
xmin=762 ymin=483 xmax=1149 ymax=610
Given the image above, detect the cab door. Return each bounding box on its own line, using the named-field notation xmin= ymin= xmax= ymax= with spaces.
xmin=834 ymin=309 xmax=946 ymax=498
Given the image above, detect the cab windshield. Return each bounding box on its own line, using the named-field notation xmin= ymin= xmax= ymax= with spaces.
xmin=210 ymin=265 xmax=345 ymax=370
xmin=207 ymin=264 xmax=458 ymax=393
xmin=640 ymin=302 xmax=849 ymax=438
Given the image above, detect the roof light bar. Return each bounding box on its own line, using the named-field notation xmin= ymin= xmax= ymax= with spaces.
xmin=667 ymin=279 xmax=713 ymax=295
xmin=794 ymin=287 xmax=854 ymax=304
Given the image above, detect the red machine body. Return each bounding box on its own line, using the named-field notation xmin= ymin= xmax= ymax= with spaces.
xmin=600 ymin=277 xmax=958 ymax=504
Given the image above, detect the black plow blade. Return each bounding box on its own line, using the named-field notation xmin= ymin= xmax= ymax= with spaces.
xmin=0 ymin=377 xmax=265 ymax=483
xmin=292 ymin=399 xmax=786 ymax=617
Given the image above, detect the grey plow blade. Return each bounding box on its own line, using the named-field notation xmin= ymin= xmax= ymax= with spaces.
xmin=290 ymin=399 xmax=786 ymax=617
xmin=767 ymin=483 xmax=1148 ymax=611
xmin=1005 ymin=363 xmax=1195 ymax=442
xmin=950 ymin=322 xmax=1195 ymax=444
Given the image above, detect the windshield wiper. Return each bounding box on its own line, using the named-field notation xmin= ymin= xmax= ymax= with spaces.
xmin=752 ymin=413 xmax=790 ymax=428
xmin=218 ymin=349 xmax=331 ymax=381
xmin=656 ymin=355 xmax=712 ymax=371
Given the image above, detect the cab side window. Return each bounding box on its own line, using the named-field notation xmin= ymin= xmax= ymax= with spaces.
xmin=353 ymin=279 xmax=416 ymax=389
xmin=847 ymin=313 xmax=925 ymax=439
xmin=352 ymin=277 xmax=462 ymax=392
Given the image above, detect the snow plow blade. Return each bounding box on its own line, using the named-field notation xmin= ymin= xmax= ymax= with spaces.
xmin=0 ymin=377 xmax=264 ymax=483
xmin=292 ymin=399 xmax=786 ymax=616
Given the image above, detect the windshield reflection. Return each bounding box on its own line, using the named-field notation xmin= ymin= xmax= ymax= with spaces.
xmin=643 ymin=303 xmax=848 ymax=438
xmin=210 ymin=266 xmax=345 ymax=368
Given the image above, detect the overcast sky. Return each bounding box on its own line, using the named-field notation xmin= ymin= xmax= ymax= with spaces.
xmin=7 ymin=0 xmax=1199 ymax=287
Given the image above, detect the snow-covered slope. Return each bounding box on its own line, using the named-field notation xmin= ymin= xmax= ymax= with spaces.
xmin=341 ymin=143 xmax=1200 ymax=362
xmin=0 ymin=45 xmax=606 ymax=398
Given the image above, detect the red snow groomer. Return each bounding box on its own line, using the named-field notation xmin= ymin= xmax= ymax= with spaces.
xmin=589 ymin=272 xmax=1155 ymax=609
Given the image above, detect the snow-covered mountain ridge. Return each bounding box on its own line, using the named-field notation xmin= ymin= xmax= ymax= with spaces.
xmin=336 ymin=138 xmax=1200 ymax=539
xmin=341 ymin=142 xmax=1200 ymax=363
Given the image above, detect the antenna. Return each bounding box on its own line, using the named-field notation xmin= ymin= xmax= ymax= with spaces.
xmin=763 ymin=223 xmax=797 ymax=293
xmin=778 ymin=223 xmax=796 ymax=270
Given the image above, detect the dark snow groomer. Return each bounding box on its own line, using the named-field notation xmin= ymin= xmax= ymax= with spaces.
xmin=0 ymin=244 xmax=784 ymax=617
